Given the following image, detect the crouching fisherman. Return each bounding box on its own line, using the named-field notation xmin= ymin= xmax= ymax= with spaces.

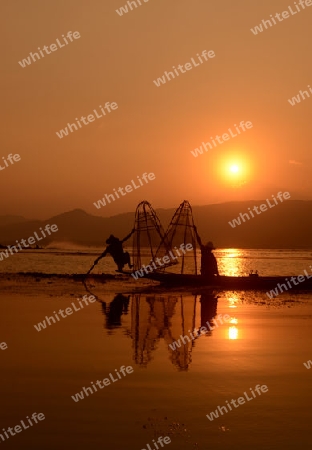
xmin=194 ymin=226 xmax=219 ymax=279
xmin=87 ymin=229 xmax=135 ymax=274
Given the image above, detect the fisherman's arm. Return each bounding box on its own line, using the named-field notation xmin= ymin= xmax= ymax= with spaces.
xmin=121 ymin=228 xmax=135 ymax=243
xmin=96 ymin=248 xmax=108 ymax=262
xmin=214 ymin=257 xmax=220 ymax=276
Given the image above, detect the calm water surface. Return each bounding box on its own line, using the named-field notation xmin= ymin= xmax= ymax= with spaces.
xmin=1 ymin=249 xmax=311 ymax=448
xmin=0 ymin=284 xmax=311 ymax=449
xmin=1 ymin=248 xmax=312 ymax=276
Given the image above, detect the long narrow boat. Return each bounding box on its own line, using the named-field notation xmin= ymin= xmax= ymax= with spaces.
xmin=144 ymin=272 xmax=312 ymax=291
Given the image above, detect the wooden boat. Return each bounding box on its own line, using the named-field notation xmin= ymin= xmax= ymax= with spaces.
xmin=144 ymin=272 xmax=312 ymax=291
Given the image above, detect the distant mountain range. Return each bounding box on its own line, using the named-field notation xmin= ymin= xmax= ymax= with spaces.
xmin=0 ymin=215 xmax=28 ymax=228
xmin=0 ymin=200 xmax=311 ymax=249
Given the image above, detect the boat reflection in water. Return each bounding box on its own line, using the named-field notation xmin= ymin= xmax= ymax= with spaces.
xmin=100 ymin=292 xmax=219 ymax=371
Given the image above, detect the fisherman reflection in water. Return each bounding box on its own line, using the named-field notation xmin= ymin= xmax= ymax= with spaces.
xmin=89 ymin=229 xmax=135 ymax=273
xmin=101 ymin=294 xmax=130 ymax=331
xmin=199 ymin=294 xmax=218 ymax=334
xmin=194 ymin=226 xmax=219 ymax=279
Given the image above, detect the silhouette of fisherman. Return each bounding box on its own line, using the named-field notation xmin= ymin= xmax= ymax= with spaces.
xmin=194 ymin=226 xmax=219 ymax=279
xmin=199 ymin=293 xmax=218 ymax=334
xmin=88 ymin=229 xmax=135 ymax=274
xmin=102 ymin=294 xmax=130 ymax=330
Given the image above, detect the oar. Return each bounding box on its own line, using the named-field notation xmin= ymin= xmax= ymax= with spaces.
xmin=85 ymin=255 xmax=103 ymax=276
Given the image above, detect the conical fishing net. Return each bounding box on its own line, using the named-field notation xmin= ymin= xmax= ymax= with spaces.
xmin=132 ymin=201 xmax=172 ymax=271
xmin=154 ymin=200 xmax=199 ymax=274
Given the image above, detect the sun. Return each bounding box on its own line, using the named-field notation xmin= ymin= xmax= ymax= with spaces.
xmin=229 ymin=164 xmax=240 ymax=174
xmin=215 ymin=153 xmax=252 ymax=188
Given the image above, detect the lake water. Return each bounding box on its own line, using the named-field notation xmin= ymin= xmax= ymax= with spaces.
xmin=0 ymin=249 xmax=311 ymax=449
xmin=1 ymin=247 xmax=312 ymax=276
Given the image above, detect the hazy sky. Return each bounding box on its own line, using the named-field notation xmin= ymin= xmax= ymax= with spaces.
xmin=1 ymin=0 xmax=312 ymax=219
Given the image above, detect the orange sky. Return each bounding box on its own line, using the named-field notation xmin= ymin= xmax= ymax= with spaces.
xmin=1 ymin=0 xmax=312 ymax=219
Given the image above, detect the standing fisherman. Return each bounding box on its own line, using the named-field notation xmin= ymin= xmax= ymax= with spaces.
xmin=194 ymin=226 xmax=219 ymax=279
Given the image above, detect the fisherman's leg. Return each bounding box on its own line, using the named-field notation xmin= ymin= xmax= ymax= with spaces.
xmin=113 ymin=256 xmax=125 ymax=272
xmin=124 ymin=251 xmax=133 ymax=269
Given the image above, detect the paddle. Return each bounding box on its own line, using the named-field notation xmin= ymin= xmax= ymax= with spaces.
xmin=85 ymin=253 xmax=105 ymax=276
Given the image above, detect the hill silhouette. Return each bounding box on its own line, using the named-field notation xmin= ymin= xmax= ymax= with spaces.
xmin=0 ymin=215 xmax=28 ymax=227
xmin=0 ymin=201 xmax=310 ymax=248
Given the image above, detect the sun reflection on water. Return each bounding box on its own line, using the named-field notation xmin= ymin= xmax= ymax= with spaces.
xmin=217 ymin=248 xmax=245 ymax=276
xmin=228 ymin=316 xmax=239 ymax=339
xmin=228 ymin=293 xmax=240 ymax=308
xmin=228 ymin=325 xmax=239 ymax=340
